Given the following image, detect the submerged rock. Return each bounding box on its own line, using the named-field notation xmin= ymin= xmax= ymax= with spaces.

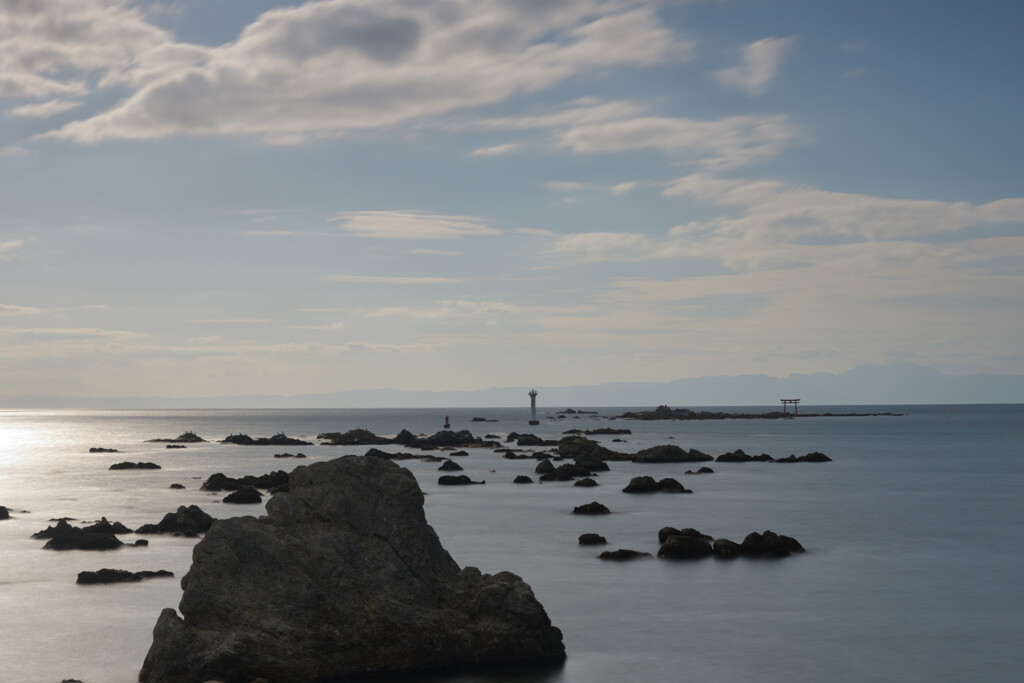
xmin=138 ymin=456 xmax=564 ymax=683
xmin=598 ymin=549 xmax=652 ymax=561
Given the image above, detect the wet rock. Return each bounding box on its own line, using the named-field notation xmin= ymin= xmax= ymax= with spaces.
xmin=513 ymin=475 xmax=534 ymax=484
xmin=556 ymin=436 xmax=629 ymax=461
xmin=0 ymin=505 xmax=9 ymax=520
xmin=740 ymin=530 xmax=806 ymax=557
xmin=169 ymin=484 xmax=186 ymax=489
xmin=438 ymin=459 xmax=464 ymax=472
xmin=90 ymin=447 xmax=119 ymax=453
xmin=657 ymin=527 xmax=712 ymax=544
xmin=222 ymin=433 xmax=312 ymax=446
xmin=573 ymin=478 xmax=599 ymax=487
xmin=774 ymin=452 xmax=832 ymax=463
xmin=598 ymin=549 xmax=651 ymax=561
xmin=658 ymin=535 xmax=713 ymax=559
xmin=712 ymin=538 xmax=742 ymax=558
xmin=535 ymin=460 xmax=555 ymax=475
xmin=317 ymin=428 xmax=391 ymax=445
xmin=76 ymin=568 xmax=174 ymax=584
xmin=715 ymin=449 xmax=774 ymax=463
xmin=201 ymin=471 xmax=288 ymax=493
xmin=574 ymin=453 xmax=610 ymax=473
xmin=136 ymin=505 xmax=214 ymax=536
xmin=138 ymin=456 xmax=564 ymax=683
xmin=633 ymin=444 xmax=713 ymax=464
xmin=578 ymin=533 xmax=607 ymax=545
xmin=572 ymin=502 xmax=610 ymax=515
xmin=109 ymin=462 xmax=161 ymax=470
xmin=273 ymin=452 xmax=306 ymax=459
xmin=33 ymin=519 xmax=123 ymax=551
xmin=223 ymin=487 xmax=263 ymax=504
xmin=623 ymin=476 xmax=691 ymax=493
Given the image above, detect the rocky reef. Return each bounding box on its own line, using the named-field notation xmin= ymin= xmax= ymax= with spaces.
xmin=139 ymin=456 xmax=564 ymax=683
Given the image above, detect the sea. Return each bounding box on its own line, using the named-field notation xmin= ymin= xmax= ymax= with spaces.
xmin=0 ymin=404 xmax=1022 ymax=683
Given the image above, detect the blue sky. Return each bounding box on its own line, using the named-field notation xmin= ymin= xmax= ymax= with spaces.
xmin=1 ymin=0 xmax=1022 ymax=400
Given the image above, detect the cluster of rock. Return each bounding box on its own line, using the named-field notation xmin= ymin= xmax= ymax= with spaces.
xmin=138 ymin=456 xmax=565 ymax=683
xmin=201 ymin=471 xmax=288 ymax=494
xmin=148 ymin=432 xmax=206 ymax=443
xmin=716 ymin=448 xmax=831 ymax=463
xmin=221 ymin=433 xmax=312 ymax=446
xmin=657 ymin=527 xmax=805 ymax=559
xmin=318 ymin=428 xmax=500 ymax=450
xmin=32 ymin=518 xmax=138 ymax=550
xmin=77 ymin=569 xmax=174 ymax=584
xmin=89 ymin=447 xmax=120 ymax=453
xmin=438 ymin=474 xmax=485 ymax=485
xmin=619 ymin=405 xmax=791 ymax=421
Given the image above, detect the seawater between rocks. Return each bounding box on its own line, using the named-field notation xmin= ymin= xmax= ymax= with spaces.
xmin=0 ymin=405 xmax=1022 ymax=683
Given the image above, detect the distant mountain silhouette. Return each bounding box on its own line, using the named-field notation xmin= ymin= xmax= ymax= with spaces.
xmin=3 ymin=363 xmax=1021 ymax=409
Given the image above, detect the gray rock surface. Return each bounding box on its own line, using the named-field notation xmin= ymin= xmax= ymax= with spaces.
xmin=139 ymin=456 xmax=564 ymax=683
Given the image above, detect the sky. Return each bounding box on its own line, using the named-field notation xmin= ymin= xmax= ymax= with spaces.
xmin=1 ymin=0 xmax=1022 ymax=401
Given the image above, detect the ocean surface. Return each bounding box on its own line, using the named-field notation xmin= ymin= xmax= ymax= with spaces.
xmin=0 ymin=404 xmax=1022 ymax=683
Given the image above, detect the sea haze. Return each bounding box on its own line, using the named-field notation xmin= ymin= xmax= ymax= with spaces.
xmin=0 ymin=404 xmax=1022 ymax=683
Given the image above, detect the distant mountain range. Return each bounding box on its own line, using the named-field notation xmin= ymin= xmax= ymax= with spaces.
xmin=3 ymin=363 xmax=1022 ymax=409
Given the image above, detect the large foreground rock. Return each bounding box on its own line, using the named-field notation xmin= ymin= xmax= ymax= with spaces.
xmin=139 ymin=456 xmax=564 ymax=683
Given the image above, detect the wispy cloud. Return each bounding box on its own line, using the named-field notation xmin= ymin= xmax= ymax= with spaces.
xmin=610 ymin=181 xmax=638 ymax=195
xmin=0 ymin=240 xmax=26 ymax=259
xmin=323 ymin=275 xmax=464 ymax=285
xmin=357 ymin=299 xmax=522 ymax=319
xmin=0 ymin=303 xmax=42 ymax=316
xmin=716 ymin=36 xmax=797 ymax=96
xmin=545 ymin=181 xmax=588 ymax=192
xmin=471 ymin=143 xmax=520 ymax=157
xmin=474 ymin=99 xmax=804 ymax=169
xmin=10 ymin=99 xmax=81 ymax=118
xmin=331 ymin=210 xmax=501 ymax=239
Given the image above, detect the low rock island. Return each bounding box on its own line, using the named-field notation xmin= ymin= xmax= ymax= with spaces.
xmin=139 ymin=456 xmax=564 ymax=683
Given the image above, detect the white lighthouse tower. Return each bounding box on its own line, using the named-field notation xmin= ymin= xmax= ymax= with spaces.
xmin=528 ymin=389 xmax=539 ymax=425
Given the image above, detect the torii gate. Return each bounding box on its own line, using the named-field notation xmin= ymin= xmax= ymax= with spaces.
xmin=780 ymin=398 xmax=800 ymax=414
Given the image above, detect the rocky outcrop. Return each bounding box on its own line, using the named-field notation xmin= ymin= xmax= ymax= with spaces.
xmin=598 ymin=549 xmax=651 ymax=561
xmin=317 ymin=428 xmax=392 ymax=445
xmin=633 ymin=444 xmax=713 ymax=464
xmin=90 ymin=447 xmax=120 ymax=453
xmin=658 ymin=536 xmax=713 ymax=559
xmin=222 ymin=487 xmax=262 ymax=504
xmin=32 ymin=518 xmax=127 ymax=550
xmin=148 ymin=432 xmax=206 ymax=443
xmin=622 ymin=476 xmax=692 ymax=494
xmin=201 ymin=471 xmax=289 ymax=493
xmin=774 ymin=452 xmax=833 ymax=463
xmin=222 ymin=433 xmax=312 ymax=446
xmin=573 ymin=478 xmax=599 ymax=487
xmin=513 ymin=475 xmax=534 ymax=484
xmin=572 ymin=502 xmax=610 ymax=515
xmin=578 ymin=533 xmax=607 ymax=545
xmin=557 ymin=436 xmax=629 ymax=461
xmin=438 ymin=459 xmax=463 ymax=471
xmin=135 ymin=506 xmax=213 ymax=536
xmin=740 ymin=530 xmax=805 ymax=556
xmin=109 ymin=461 xmax=161 ymax=470
xmin=77 ymin=569 xmax=174 ymax=584
xmin=138 ymin=456 xmax=564 ymax=683
xmin=715 ymin=449 xmax=774 ymax=463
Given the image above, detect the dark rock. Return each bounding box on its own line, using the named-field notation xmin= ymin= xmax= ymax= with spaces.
xmin=138 ymin=456 xmax=564 ymax=683
xmin=685 ymin=466 xmax=715 ymax=474
xmin=534 ymin=459 xmax=555 ymax=475
xmin=633 ymin=444 xmax=713 ymax=464
xmin=656 ymin=477 xmax=691 ymax=493
xmin=516 ymin=434 xmax=554 ymax=447
xmin=148 ymin=432 xmax=206 ymax=443
xmin=169 ymin=483 xmax=186 ymax=490
xmin=223 ymin=487 xmax=263 ymax=504
xmin=573 ymin=477 xmax=599 ymax=487
xmin=273 ymin=452 xmax=305 ymax=458
xmin=513 ymin=475 xmax=534 ymax=484
xmin=658 ymin=527 xmax=713 ymax=544
xmin=135 ymin=539 xmax=150 ymax=546
xmin=136 ymin=505 xmax=214 ymax=535
xmin=317 ymin=428 xmax=391 ymax=445
xmin=740 ymin=530 xmax=806 ymax=557
xmin=90 ymin=447 xmax=119 ymax=453
xmin=365 ymin=447 xmax=395 ymax=459
xmin=716 ymin=449 xmax=774 ymax=463
xmin=392 ymin=429 xmax=417 ymax=446
xmin=583 ymin=428 xmax=631 ymax=435
xmin=574 ymin=452 xmax=610 ymax=472
xmin=165 ymin=444 xmax=187 ymax=449
xmin=775 ymin=451 xmax=833 ymax=463
xmin=557 ymin=436 xmax=629 ymax=461
xmin=578 ymin=533 xmax=607 ymax=545
xmin=658 ymin=535 xmax=713 ymax=559
xmin=572 ymin=502 xmax=610 ymax=515
xmin=77 ymin=568 xmax=174 ymax=584
xmin=598 ymin=549 xmax=651 ymax=561
xmin=223 ymin=433 xmax=312 ymax=446
xmin=438 ymin=459 xmax=464 ymax=472
xmin=201 ymin=471 xmax=288 ymax=492
xmin=450 ymin=450 xmax=469 ymax=457
xmin=0 ymin=505 xmax=9 ymax=520
xmin=438 ymin=475 xmax=485 ymax=486
xmin=109 ymin=461 xmax=161 ymax=470
xmin=33 ymin=519 xmax=123 ymax=551
xmin=712 ymin=538 xmax=741 ymax=559
xmin=622 ymin=476 xmax=659 ymax=493
xmin=471 ymin=417 xmax=497 ymax=422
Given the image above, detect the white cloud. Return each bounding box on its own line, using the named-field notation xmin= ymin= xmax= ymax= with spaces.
xmin=323 ymin=275 xmax=464 ymax=285
xmin=33 ymin=0 xmax=685 ymax=143
xmin=0 ymin=303 xmax=42 ymax=315
xmin=1 ymin=239 xmax=23 ymax=258
xmin=10 ymin=99 xmax=81 ymax=118
xmin=331 ymin=210 xmax=501 ymax=239
xmin=552 ymin=231 xmax=657 ymax=261
xmin=545 ymin=181 xmax=588 ymax=192
xmin=716 ymin=36 xmax=797 ymax=96
xmin=470 ymin=143 xmax=520 ymax=156
xmin=475 ymin=99 xmax=803 ymax=169
xmin=610 ymin=181 xmax=638 ymax=195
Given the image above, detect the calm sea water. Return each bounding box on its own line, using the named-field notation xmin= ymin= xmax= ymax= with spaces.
xmin=1 ymin=405 xmax=1022 ymax=683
